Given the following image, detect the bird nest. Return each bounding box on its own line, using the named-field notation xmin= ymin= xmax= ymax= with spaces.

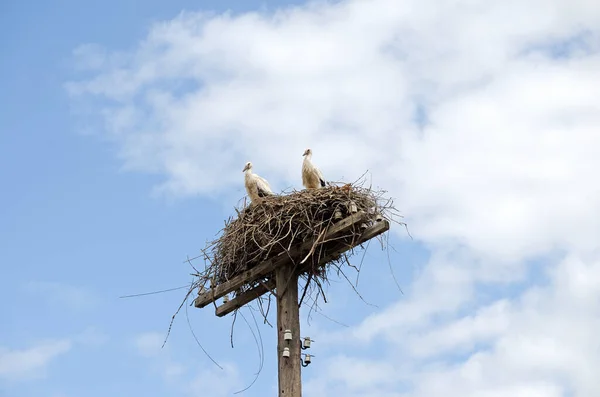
xmin=191 ymin=180 xmax=400 ymax=307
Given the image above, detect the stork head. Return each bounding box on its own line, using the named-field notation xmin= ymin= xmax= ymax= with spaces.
xmin=242 ymin=162 xmax=252 ymax=172
xmin=302 ymin=148 xmax=312 ymax=157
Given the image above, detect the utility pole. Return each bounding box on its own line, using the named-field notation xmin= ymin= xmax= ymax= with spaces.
xmin=275 ymin=263 xmax=302 ymax=396
xmin=194 ymin=212 xmax=389 ymax=397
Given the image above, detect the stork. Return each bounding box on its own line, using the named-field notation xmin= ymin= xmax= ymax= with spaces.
xmin=243 ymin=162 xmax=274 ymax=202
xmin=302 ymin=148 xmax=326 ymax=189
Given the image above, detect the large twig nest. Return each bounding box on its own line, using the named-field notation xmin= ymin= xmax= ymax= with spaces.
xmin=197 ymin=181 xmax=399 ymax=291
xmin=163 ymin=180 xmax=402 ymax=358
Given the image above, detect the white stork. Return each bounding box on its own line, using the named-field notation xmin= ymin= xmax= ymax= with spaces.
xmin=302 ymin=148 xmax=326 ymax=189
xmin=243 ymin=162 xmax=274 ymax=202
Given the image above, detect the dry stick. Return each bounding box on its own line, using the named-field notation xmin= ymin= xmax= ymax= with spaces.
xmin=343 ymin=252 xmax=359 ymax=273
xmin=332 ymin=262 xmax=378 ymax=308
xmin=385 ymin=231 xmax=404 ymax=295
xmin=263 ymin=217 xmax=295 ymax=260
xmin=300 ymin=227 xmax=328 ymax=264
xmin=255 ymin=294 xmax=273 ymax=327
xmin=230 ymin=310 xmax=238 ymax=348
xmin=163 ymin=283 xmax=196 ymax=348
xmin=272 ymin=217 xmax=295 ymax=248
xmin=119 ymin=284 xmax=190 ymax=299
xmin=249 ymin=307 xmax=266 ymax=373
xmin=185 ymin=255 xmax=201 ymax=275
xmin=355 ymin=238 xmax=372 ymax=287
xmin=286 ymin=222 xmax=301 ymax=251
xmin=263 ymin=293 xmax=272 ymax=325
xmin=182 ymin=253 xmax=204 ymax=263
xmin=210 ymin=274 xmax=219 ymax=312
xmin=255 ymin=294 xmax=273 ymax=328
xmin=403 ymin=222 xmax=414 ymax=240
xmin=307 ymin=288 xmax=322 ymax=324
xmin=302 ymin=291 xmax=349 ymax=328
xmin=233 ymin=309 xmax=264 ymax=394
xmin=352 ymin=170 xmax=370 ymax=186
xmin=298 ymin=272 xmax=313 ymax=308
xmin=184 ymin=299 xmax=224 ymax=370
xmin=315 ymin=308 xmax=349 ymax=328
xmin=313 ymin=276 xmax=328 ymax=304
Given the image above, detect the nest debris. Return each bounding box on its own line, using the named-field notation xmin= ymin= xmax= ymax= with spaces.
xmin=190 ymin=179 xmax=401 ymax=307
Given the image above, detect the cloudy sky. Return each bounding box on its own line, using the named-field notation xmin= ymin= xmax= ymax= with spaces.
xmin=2 ymin=0 xmax=599 ymax=396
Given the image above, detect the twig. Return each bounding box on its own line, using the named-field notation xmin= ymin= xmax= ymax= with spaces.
xmin=185 ymin=299 xmax=224 ymax=369
xmin=119 ymin=285 xmax=190 ymax=299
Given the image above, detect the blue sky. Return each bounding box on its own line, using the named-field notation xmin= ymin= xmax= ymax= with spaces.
xmin=1 ymin=2 xmax=420 ymax=396
xmin=2 ymin=1 xmax=600 ymax=396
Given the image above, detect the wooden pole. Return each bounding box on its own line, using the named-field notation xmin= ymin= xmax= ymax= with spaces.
xmin=275 ymin=262 xmax=302 ymax=397
xmin=193 ymin=214 xmax=391 ymax=397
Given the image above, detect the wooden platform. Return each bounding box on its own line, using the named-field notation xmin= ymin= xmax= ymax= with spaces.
xmin=194 ymin=212 xmax=390 ymax=316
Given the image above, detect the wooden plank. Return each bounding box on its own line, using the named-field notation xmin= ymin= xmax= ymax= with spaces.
xmin=299 ymin=219 xmax=390 ymax=268
xmin=298 ymin=219 xmax=390 ymax=274
xmin=357 ymin=218 xmax=390 ymax=244
xmin=213 ymin=219 xmax=391 ymax=314
xmin=276 ymin=262 xmax=302 ymax=397
xmin=215 ymin=279 xmax=276 ymax=317
xmin=194 ymin=212 xmax=368 ymax=308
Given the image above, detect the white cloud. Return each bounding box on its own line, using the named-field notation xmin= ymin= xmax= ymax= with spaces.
xmin=306 ymin=254 xmax=600 ymax=397
xmin=0 ymin=328 xmax=106 ymax=383
xmin=0 ymin=339 xmax=72 ymax=381
xmin=319 ymin=355 xmax=397 ymax=390
xmin=65 ymin=0 xmax=600 ymax=259
xmin=67 ymin=0 xmax=600 ymax=396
